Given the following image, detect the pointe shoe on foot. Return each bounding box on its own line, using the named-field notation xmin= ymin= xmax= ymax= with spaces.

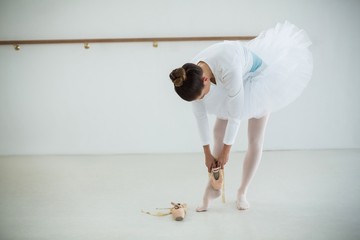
xmin=210 ymin=166 xmax=224 ymax=190
xmin=170 ymin=202 xmax=187 ymax=221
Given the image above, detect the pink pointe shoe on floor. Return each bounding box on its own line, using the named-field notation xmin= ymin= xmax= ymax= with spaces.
xmin=170 ymin=202 xmax=187 ymax=221
xmin=142 ymin=202 xmax=187 ymax=221
xmin=170 ymin=202 xmax=186 ymax=221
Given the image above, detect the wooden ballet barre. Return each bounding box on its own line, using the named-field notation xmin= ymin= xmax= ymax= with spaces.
xmin=0 ymin=36 xmax=256 ymax=45
xmin=0 ymin=36 xmax=257 ymax=50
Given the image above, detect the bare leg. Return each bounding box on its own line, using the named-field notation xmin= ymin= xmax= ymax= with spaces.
xmin=237 ymin=114 xmax=269 ymax=210
xmin=197 ymin=118 xmax=228 ymax=212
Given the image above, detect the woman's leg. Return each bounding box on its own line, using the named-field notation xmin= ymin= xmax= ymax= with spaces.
xmin=197 ymin=118 xmax=228 ymax=212
xmin=237 ymin=114 xmax=269 ymax=210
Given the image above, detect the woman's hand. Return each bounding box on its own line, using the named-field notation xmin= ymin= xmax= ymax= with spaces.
xmin=203 ymin=145 xmax=216 ymax=172
xmin=217 ymin=144 xmax=232 ymax=168
xmin=205 ymin=154 xmax=216 ymax=172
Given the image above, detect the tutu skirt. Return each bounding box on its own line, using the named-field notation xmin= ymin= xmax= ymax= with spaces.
xmin=241 ymin=21 xmax=313 ymax=120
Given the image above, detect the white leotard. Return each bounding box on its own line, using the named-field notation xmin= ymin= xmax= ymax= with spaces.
xmin=191 ymin=41 xmax=263 ymax=145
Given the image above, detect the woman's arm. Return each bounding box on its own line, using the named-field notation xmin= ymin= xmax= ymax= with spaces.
xmin=221 ymin=65 xmax=244 ymax=142
xmin=218 ymin=144 xmax=232 ymax=168
xmin=219 ymin=64 xmax=244 ymax=166
xmin=203 ymin=145 xmax=216 ymax=172
xmin=192 ymin=101 xmax=211 ymax=146
xmin=193 ymin=101 xmax=216 ymax=171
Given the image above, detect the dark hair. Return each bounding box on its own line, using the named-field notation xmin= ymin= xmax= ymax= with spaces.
xmin=169 ymin=63 xmax=203 ymax=101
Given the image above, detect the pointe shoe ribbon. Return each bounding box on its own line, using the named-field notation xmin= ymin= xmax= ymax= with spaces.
xmin=142 ymin=202 xmax=187 ymax=221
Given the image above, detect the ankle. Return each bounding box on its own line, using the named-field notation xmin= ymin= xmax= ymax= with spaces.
xmin=237 ymin=188 xmax=247 ymax=196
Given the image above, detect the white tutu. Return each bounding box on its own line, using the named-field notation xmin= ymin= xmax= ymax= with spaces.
xmin=242 ymin=21 xmax=313 ymax=119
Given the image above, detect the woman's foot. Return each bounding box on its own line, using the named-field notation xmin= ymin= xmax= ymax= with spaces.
xmin=236 ymin=191 xmax=250 ymax=210
xmin=196 ymin=182 xmax=221 ymax=212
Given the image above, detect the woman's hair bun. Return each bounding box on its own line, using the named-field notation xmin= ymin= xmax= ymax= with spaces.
xmin=169 ymin=67 xmax=186 ymax=87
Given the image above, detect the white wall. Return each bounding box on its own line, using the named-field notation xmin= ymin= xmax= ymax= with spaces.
xmin=0 ymin=0 xmax=359 ymax=155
